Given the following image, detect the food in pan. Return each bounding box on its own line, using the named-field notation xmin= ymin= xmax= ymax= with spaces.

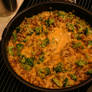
xmin=7 ymin=10 xmax=92 ymax=89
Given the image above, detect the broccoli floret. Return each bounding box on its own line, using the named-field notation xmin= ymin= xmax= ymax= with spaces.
xmin=76 ymin=59 xmax=87 ymax=67
xmin=8 ymin=46 xmax=14 ymax=56
xmin=16 ymin=26 xmax=20 ymax=33
xmin=16 ymin=44 xmax=24 ymax=49
xmin=39 ymin=53 xmax=44 ymax=62
xmin=53 ymin=63 xmax=62 ymax=73
xmin=13 ymin=32 xmax=17 ymax=42
xmin=66 ymin=23 xmax=74 ymax=32
xmin=16 ymin=43 xmax=24 ymax=56
xmin=87 ymin=40 xmax=92 ymax=48
xmin=63 ymin=78 xmax=68 ymax=87
xmin=40 ymin=38 xmax=49 ymax=48
xmin=45 ymin=67 xmax=51 ymax=75
xmin=20 ymin=55 xmax=26 ymax=64
xmin=57 ymin=11 xmax=65 ymax=18
xmin=35 ymin=26 xmax=43 ymax=35
xmin=45 ymin=18 xmax=54 ymax=27
xmin=52 ymin=78 xmax=62 ymax=87
xmin=38 ymin=67 xmax=51 ymax=78
xmin=27 ymin=28 xmax=34 ymax=35
xmin=26 ymin=57 xmax=35 ymax=67
xmin=72 ymin=42 xmax=84 ymax=49
xmin=22 ymin=64 xmax=31 ymax=70
xmin=70 ymin=74 xmax=77 ymax=81
xmin=86 ymin=69 xmax=92 ymax=75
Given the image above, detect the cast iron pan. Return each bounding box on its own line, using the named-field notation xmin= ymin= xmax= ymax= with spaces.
xmin=1 ymin=1 xmax=92 ymax=92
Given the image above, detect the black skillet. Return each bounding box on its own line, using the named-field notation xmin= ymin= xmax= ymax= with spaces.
xmin=1 ymin=1 xmax=92 ymax=92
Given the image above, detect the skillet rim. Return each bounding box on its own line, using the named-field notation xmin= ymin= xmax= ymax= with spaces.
xmin=1 ymin=1 xmax=92 ymax=92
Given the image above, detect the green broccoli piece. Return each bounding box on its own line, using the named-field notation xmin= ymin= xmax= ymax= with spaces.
xmin=70 ymin=74 xmax=77 ymax=81
xmin=39 ymin=53 xmax=44 ymax=62
xmin=66 ymin=23 xmax=74 ymax=32
xmin=57 ymin=11 xmax=65 ymax=18
xmin=40 ymin=38 xmax=49 ymax=48
xmin=16 ymin=43 xmax=24 ymax=56
xmin=8 ymin=46 xmax=14 ymax=56
xmin=84 ymin=27 xmax=92 ymax=36
xmin=87 ymin=40 xmax=92 ymax=48
xmin=45 ymin=18 xmax=54 ymax=27
xmin=22 ymin=64 xmax=31 ymax=70
xmin=76 ymin=59 xmax=87 ymax=67
xmin=20 ymin=55 xmax=26 ymax=64
xmin=38 ymin=67 xmax=51 ymax=78
xmin=86 ymin=69 xmax=92 ymax=75
xmin=35 ymin=26 xmax=43 ymax=35
xmin=63 ymin=78 xmax=68 ymax=87
xmin=53 ymin=63 xmax=62 ymax=73
xmin=16 ymin=26 xmax=20 ymax=33
xmin=52 ymin=78 xmax=62 ymax=87
xmin=27 ymin=28 xmax=34 ymax=35
xmin=26 ymin=57 xmax=35 ymax=67
xmin=72 ymin=42 xmax=84 ymax=49
xmin=13 ymin=32 xmax=17 ymax=42
xmin=45 ymin=67 xmax=51 ymax=75
xmin=38 ymin=69 xmax=45 ymax=79
xmin=16 ymin=44 xmax=24 ymax=50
